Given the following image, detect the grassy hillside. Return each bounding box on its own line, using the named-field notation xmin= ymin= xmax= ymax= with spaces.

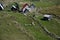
xmin=36 ymin=14 xmax=60 ymax=36
xmin=0 ymin=11 xmax=54 ymax=40
xmin=0 ymin=0 xmax=60 ymax=40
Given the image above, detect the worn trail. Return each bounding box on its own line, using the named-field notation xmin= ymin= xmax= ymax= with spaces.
xmin=28 ymin=15 xmax=60 ymax=40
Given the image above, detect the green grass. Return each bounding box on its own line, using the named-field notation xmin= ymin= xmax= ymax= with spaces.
xmin=0 ymin=0 xmax=60 ymax=40
xmin=0 ymin=11 xmax=54 ymax=40
xmin=0 ymin=12 xmax=31 ymax=40
xmin=32 ymin=1 xmax=55 ymax=8
xmin=36 ymin=15 xmax=60 ymax=36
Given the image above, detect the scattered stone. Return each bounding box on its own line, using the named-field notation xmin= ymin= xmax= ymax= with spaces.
xmin=25 ymin=24 xmax=31 ymax=26
xmin=31 ymin=21 xmax=35 ymax=26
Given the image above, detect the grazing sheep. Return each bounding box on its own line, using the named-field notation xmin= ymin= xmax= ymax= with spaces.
xmin=29 ymin=4 xmax=36 ymax=12
xmin=21 ymin=3 xmax=29 ymax=13
xmin=42 ymin=14 xmax=52 ymax=21
xmin=11 ymin=2 xmax=19 ymax=11
xmin=11 ymin=5 xmax=17 ymax=11
xmin=0 ymin=3 xmax=4 ymax=10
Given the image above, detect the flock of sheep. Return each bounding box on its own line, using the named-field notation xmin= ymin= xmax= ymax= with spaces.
xmin=0 ymin=2 xmax=52 ymax=21
xmin=0 ymin=2 xmax=36 ymax=13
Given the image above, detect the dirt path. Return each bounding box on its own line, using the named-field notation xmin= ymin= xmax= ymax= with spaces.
xmin=28 ymin=15 xmax=60 ymax=40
